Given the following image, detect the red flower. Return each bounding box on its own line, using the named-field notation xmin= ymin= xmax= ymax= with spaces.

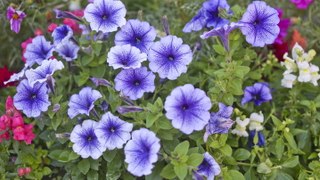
xmin=273 ymin=42 xmax=289 ymax=61
xmin=63 ymin=10 xmax=84 ymax=34
xmin=289 ymin=29 xmax=307 ymax=49
xmin=0 ymin=67 xmax=14 ymax=88
xmin=47 ymin=23 xmax=58 ymax=33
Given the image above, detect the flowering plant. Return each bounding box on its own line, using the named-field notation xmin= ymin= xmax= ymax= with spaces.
xmin=1 ymin=0 xmax=320 ymax=179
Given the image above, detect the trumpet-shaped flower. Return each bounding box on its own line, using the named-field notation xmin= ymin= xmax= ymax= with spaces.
xmin=124 ymin=128 xmax=160 ymax=177
xmin=6 ymin=6 xmax=26 ymax=33
xmin=52 ymin=25 xmax=73 ymax=45
xmin=24 ymin=36 xmax=54 ymax=66
xmin=56 ymin=41 xmax=80 ymax=61
xmin=241 ymin=82 xmax=272 ymax=106
xmin=182 ymin=9 xmax=206 ymax=33
xmin=202 ymin=0 xmax=230 ymax=28
xmin=164 ymin=84 xmax=212 ymax=134
xmin=194 ymin=152 xmax=221 ymax=180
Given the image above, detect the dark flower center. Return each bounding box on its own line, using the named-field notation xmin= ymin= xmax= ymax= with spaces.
xmin=253 ymin=19 xmax=260 ymax=26
xmin=13 ymin=13 xmax=20 ymax=20
xmin=109 ymin=126 xmax=116 ymax=133
xmin=181 ymin=104 xmax=189 ymax=110
xmin=134 ymin=80 xmax=140 ymax=86
xmin=102 ymin=15 xmax=108 ymax=20
xmin=31 ymin=94 xmax=37 ymax=99
xmin=135 ymin=37 xmax=141 ymax=43
xmin=87 ymin=136 xmax=93 ymax=141
xmin=121 ymin=60 xmax=128 ymax=66
xmin=168 ymin=55 xmax=174 ymax=61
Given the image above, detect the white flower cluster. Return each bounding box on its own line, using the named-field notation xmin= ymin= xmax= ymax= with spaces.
xmin=281 ymin=43 xmax=319 ymax=88
xmin=231 ymin=112 xmax=264 ymax=137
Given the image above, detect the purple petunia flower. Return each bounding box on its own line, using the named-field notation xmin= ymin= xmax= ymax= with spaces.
xmin=204 ymin=103 xmax=234 ymax=142
xmin=107 ymin=44 xmax=147 ymax=69
xmin=194 ymin=152 xmax=221 ymax=180
xmin=241 ymin=82 xmax=272 ymax=106
xmin=239 ymin=1 xmax=280 ymax=47
xmin=6 ymin=6 xmax=26 ymax=33
xmin=115 ymin=19 xmax=157 ymax=53
xmin=70 ymin=120 xmax=104 ymax=159
xmin=148 ymin=35 xmax=193 ymax=80
xmin=248 ymin=130 xmax=265 ymax=147
xmin=54 ymin=9 xmax=82 ymax=22
xmin=183 ymin=9 xmax=206 ymax=33
xmin=56 ymin=41 xmax=80 ymax=61
xmin=90 ymin=77 xmax=112 ymax=87
xmin=274 ymin=8 xmax=291 ymax=45
xmin=24 ymin=36 xmax=54 ymax=67
xmin=114 ymin=67 xmax=155 ymax=100
xmin=52 ymin=25 xmax=73 ymax=45
xmin=204 ymin=0 xmax=231 ymax=28
xmin=116 ymin=105 xmax=144 ymax=115
xmin=95 ymin=112 xmax=133 ymax=150
xmin=164 ymin=84 xmax=212 ymax=134
xmin=84 ymin=0 xmax=126 ymax=33
xmin=68 ymin=87 xmax=102 ymax=119
xmin=201 ymin=22 xmax=243 ymax=51
xmin=13 ymin=80 xmax=51 ymax=118
xmin=124 ymin=128 xmax=160 ymax=177
xmin=25 ymin=59 xmax=64 ymax=87
xmin=290 ymin=0 xmax=313 ymax=9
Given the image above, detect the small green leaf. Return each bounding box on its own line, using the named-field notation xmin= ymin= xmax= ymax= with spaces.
xmin=103 ymin=150 xmax=117 ymax=162
xmin=160 ymin=164 xmax=176 ymax=179
xmin=213 ymin=44 xmax=226 ymax=55
xmin=233 ymin=148 xmax=251 ymax=161
xmin=174 ymin=141 xmax=189 ymax=156
xmin=281 ymin=156 xmax=299 ymax=168
xmin=87 ymin=170 xmax=99 ymax=180
xmin=275 ymin=138 xmax=284 ymax=160
xmin=174 ymin=164 xmax=188 ymax=180
xmin=284 ymin=131 xmax=298 ymax=149
xmin=78 ymin=159 xmax=90 ymax=175
xmin=225 ymin=170 xmax=246 ymax=180
xmin=257 ymin=163 xmax=271 ymax=174
xmin=187 ymin=153 xmax=204 ymax=167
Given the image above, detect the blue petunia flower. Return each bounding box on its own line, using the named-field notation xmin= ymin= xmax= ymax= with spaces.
xmin=95 ymin=112 xmax=133 ymax=150
xmin=13 ymin=80 xmax=51 ymax=118
xmin=114 ymin=67 xmax=155 ymax=100
xmin=4 ymin=64 xmax=29 ymax=85
xmin=201 ymin=22 xmax=243 ymax=51
xmin=124 ymin=128 xmax=160 ymax=177
xmin=52 ymin=25 xmax=73 ymax=45
xmin=203 ymin=0 xmax=230 ymax=28
xmin=248 ymin=130 xmax=265 ymax=147
xmin=241 ymin=82 xmax=272 ymax=106
xmin=183 ymin=8 xmax=206 ymax=33
xmin=194 ymin=152 xmax=221 ymax=180
xmin=25 ymin=59 xmax=64 ymax=87
xmin=24 ymin=36 xmax=54 ymax=67
xmin=115 ymin=19 xmax=157 ymax=53
xmin=56 ymin=41 xmax=80 ymax=61
xmin=70 ymin=120 xmax=104 ymax=159
xmin=84 ymin=0 xmax=126 ymax=33
xmin=68 ymin=87 xmax=102 ymax=119
xmin=148 ymin=35 xmax=193 ymax=80
xmin=239 ymin=1 xmax=280 ymax=47
xmin=107 ymin=44 xmax=147 ymax=69
xmin=204 ymin=103 xmax=234 ymax=142
xmin=164 ymin=84 xmax=212 ymax=134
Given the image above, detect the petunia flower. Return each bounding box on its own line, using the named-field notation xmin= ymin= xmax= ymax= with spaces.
xmin=148 ymin=35 xmax=193 ymax=80
xmin=54 ymin=9 xmax=82 ymax=22
xmin=95 ymin=112 xmax=133 ymax=150
xmin=239 ymin=1 xmax=280 ymax=47
xmin=201 ymin=22 xmax=243 ymax=51
xmin=68 ymin=87 xmax=102 ymax=119
xmin=13 ymin=80 xmax=51 ymax=118
xmin=114 ymin=67 xmax=155 ymax=100
xmin=24 ymin=36 xmax=54 ymax=67
xmin=231 ymin=117 xmax=250 ymax=137
xmin=164 ymin=84 xmax=212 ymax=134
xmin=124 ymin=128 xmax=160 ymax=177
xmin=25 ymin=59 xmax=64 ymax=87
xmin=204 ymin=103 xmax=234 ymax=142
xmin=248 ymin=130 xmax=265 ymax=147
xmin=107 ymin=44 xmax=147 ymax=69
xmin=202 ymin=0 xmax=231 ymax=28
xmin=290 ymin=0 xmax=313 ymax=9
xmin=241 ymin=82 xmax=272 ymax=106
xmin=183 ymin=9 xmax=206 ymax=33
xmin=90 ymin=77 xmax=112 ymax=87
xmin=4 ymin=65 xmax=28 ymax=85
xmin=52 ymin=25 xmax=73 ymax=45
xmin=56 ymin=40 xmax=80 ymax=61
xmin=194 ymin=152 xmax=221 ymax=180
xmin=6 ymin=6 xmax=26 ymax=33
xmin=116 ymin=106 xmax=144 ymax=115
xmin=84 ymin=0 xmax=126 ymax=33
xmin=115 ymin=19 xmax=157 ymax=53
xmin=70 ymin=120 xmax=104 ymax=159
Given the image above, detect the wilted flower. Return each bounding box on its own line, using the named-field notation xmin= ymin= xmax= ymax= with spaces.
xmin=249 ymin=112 xmax=264 ymax=131
xmin=115 ymin=19 xmax=157 ymax=53
xmin=90 ymin=77 xmax=112 ymax=87
xmin=202 ymin=0 xmax=230 ymax=28
xmin=194 ymin=152 xmax=221 ymax=180
xmin=70 ymin=120 xmax=104 ymax=159
xmin=231 ymin=117 xmax=250 ymax=137
xmin=164 ymin=84 xmax=212 ymax=134
xmin=52 ymin=25 xmax=73 ymax=45
xmin=114 ymin=67 xmax=155 ymax=100
xmin=14 ymin=80 xmax=51 ymax=118
xmin=241 ymin=82 xmax=272 ymax=106
xmin=124 ymin=128 xmax=160 ymax=177
xmin=6 ymin=6 xmax=26 ymax=33
xmin=56 ymin=41 xmax=80 ymax=61
xmin=54 ymin=9 xmax=82 ymax=22
xmin=116 ymin=106 xmax=144 ymax=114
xmin=68 ymin=87 xmax=102 ymax=119
xmin=24 ymin=36 xmax=54 ymax=67
xmin=25 ymin=59 xmax=64 ymax=87
xmin=95 ymin=112 xmax=133 ymax=150
xmin=84 ymin=0 xmax=126 ymax=33
xmin=239 ymin=1 xmax=280 ymax=47
xmin=148 ymin=35 xmax=193 ymax=80
xmin=290 ymin=0 xmax=313 ymax=9
xmin=107 ymin=45 xmax=147 ymax=69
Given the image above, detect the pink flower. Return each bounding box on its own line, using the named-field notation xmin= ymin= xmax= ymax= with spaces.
xmin=274 ymin=9 xmax=291 ymax=45
xmin=25 ymin=167 xmax=32 ymax=174
xmin=291 ymin=0 xmax=313 ymax=9
xmin=63 ymin=10 xmax=84 ymax=34
xmin=11 ymin=116 xmax=24 ymax=129
xmin=13 ymin=126 xmax=26 ymax=141
xmin=6 ymin=6 xmax=26 ymax=33
xmin=34 ymin=28 xmax=43 ymax=36
xmin=18 ymin=168 xmax=25 ymax=176
xmin=0 ymin=115 xmax=11 ymax=130
xmin=47 ymin=23 xmax=58 ymax=33
xmin=21 ymin=38 xmax=33 ymax=63
xmin=23 ymin=124 xmax=35 ymax=144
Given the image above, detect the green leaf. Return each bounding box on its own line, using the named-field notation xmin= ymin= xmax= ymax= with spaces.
xmin=74 ymin=72 xmax=90 ymax=86
xmin=103 ymin=150 xmax=117 ymax=162
xmin=160 ymin=164 xmax=176 ymax=179
xmin=174 ymin=164 xmax=188 ymax=180
xmin=257 ymin=163 xmax=271 ymax=174
xmin=225 ymin=170 xmax=245 ymax=180
xmin=233 ymin=148 xmax=251 ymax=161
xmin=222 ymin=93 xmax=234 ymax=105
xmin=146 ymin=113 xmax=162 ymax=128
xmin=174 ymin=141 xmax=189 ymax=156
xmin=78 ymin=159 xmax=90 ymax=175
xmin=281 ymin=156 xmax=299 ymax=168
xmin=234 ymin=66 xmax=250 ymax=79
xmin=87 ymin=170 xmax=99 ymax=180
xmin=275 ymin=138 xmax=284 ymax=160
xmin=275 ymin=171 xmax=294 ymax=180
xmin=213 ymin=44 xmax=226 ymax=55
xmin=187 ymin=153 xmax=204 ymax=167
xmin=284 ymin=131 xmax=298 ymax=149
xmin=228 ymin=79 xmax=243 ymax=95
xmin=42 ymin=167 xmax=52 ymax=176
